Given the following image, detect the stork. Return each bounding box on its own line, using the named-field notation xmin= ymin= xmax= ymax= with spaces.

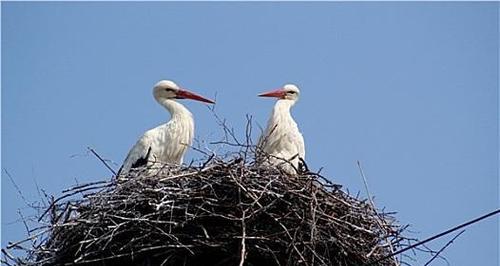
xmin=257 ymin=84 xmax=305 ymax=174
xmin=118 ymin=80 xmax=215 ymax=176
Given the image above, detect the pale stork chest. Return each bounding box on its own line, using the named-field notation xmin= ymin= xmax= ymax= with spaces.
xmin=145 ymin=114 xmax=194 ymax=165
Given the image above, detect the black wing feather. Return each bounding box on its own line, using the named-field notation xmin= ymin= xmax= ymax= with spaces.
xmin=131 ymin=146 xmax=152 ymax=169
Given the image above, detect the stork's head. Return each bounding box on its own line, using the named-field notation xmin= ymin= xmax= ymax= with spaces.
xmin=153 ymin=80 xmax=215 ymax=104
xmin=258 ymin=84 xmax=300 ymax=102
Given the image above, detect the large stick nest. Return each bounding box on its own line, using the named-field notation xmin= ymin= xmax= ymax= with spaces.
xmin=4 ymin=154 xmax=411 ymax=266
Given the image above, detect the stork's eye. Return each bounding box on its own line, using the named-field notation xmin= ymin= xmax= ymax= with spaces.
xmin=165 ymin=88 xmax=174 ymax=92
xmin=287 ymin=91 xmax=296 ymax=94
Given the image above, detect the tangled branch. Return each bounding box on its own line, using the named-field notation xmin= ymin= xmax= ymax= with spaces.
xmin=2 ymin=153 xmax=412 ymax=265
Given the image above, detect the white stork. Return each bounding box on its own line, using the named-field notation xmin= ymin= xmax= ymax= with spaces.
xmin=257 ymin=84 xmax=305 ymax=174
xmin=118 ymin=80 xmax=215 ymax=176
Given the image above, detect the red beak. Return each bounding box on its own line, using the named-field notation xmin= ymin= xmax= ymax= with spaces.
xmin=177 ymin=89 xmax=215 ymax=104
xmin=258 ymin=88 xmax=286 ymax=98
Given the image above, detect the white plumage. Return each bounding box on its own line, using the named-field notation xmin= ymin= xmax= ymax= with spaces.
xmin=258 ymin=84 xmax=305 ymax=174
xmin=118 ymin=80 xmax=214 ymax=176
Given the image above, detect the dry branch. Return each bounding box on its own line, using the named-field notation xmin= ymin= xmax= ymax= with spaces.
xmin=2 ymin=152 xmax=413 ymax=266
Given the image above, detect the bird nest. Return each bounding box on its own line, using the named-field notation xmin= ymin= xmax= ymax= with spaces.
xmin=3 ymin=154 xmax=413 ymax=266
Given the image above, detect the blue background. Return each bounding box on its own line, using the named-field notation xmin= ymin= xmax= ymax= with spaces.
xmin=2 ymin=2 xmax=498 ymax=265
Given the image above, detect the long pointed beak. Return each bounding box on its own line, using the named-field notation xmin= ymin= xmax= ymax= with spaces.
xmin=177 ymin=89 xmax=215 ymax=104
xmin=258 ymin=88 xmax=286 ymax=98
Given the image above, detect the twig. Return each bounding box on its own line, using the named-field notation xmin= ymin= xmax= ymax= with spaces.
xmin=423 ymin=230 xmax=465 ymax=266
xmin=357 ymin=161 xmax=374 ymax=208
xmin=38 ymin=182 xmax=112 ymax=222
xmin=357 ymin=161 xmax=399 ymax=266
xmin=3 ymin=168 xmax=30 ymax=207
xmin=239 ymin=210 xmax=247 ymax=266
xmin=1 ymin=249 xmax=16 ymax=266
xmin=367 ymin=209 xmax=500 ymax=265
xmin=87 ymin=147 xmax=117 ymax=176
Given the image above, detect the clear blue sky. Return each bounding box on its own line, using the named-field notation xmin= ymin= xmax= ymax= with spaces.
xmin=2 ymin=2 xmax=498 ymax=265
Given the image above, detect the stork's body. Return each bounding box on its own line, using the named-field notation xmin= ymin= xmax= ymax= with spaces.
xmin=258 ymin=84 xmax=305 ymax=174
xmin=118 ymin=80 xmax=214 ymax=176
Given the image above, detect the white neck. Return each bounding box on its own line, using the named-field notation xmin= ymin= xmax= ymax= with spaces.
xmin=272 ymin=99 xmax=295 ymax=120
xmin=158 ymin=98 xmax=193 ymax=119
xmin=153 ymin=98 xmax=195 ymax=165
xmin=264 ymin=99 xmax=297 ymax=134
